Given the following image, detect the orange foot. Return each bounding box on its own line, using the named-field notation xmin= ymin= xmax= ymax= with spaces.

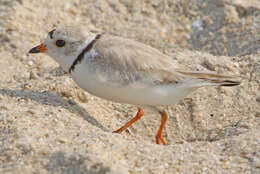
xmin=113 ymin=108 xmax=144 ymax=133
xmin=155 ymin=110 xmax=168 ymax=145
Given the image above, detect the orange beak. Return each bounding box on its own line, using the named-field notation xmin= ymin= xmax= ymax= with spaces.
xmin=28 ymin=43 xmax=47 ymax=53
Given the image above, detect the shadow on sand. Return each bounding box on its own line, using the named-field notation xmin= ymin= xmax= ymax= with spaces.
xmin=0 ymin=88 xmax=109 ymax=132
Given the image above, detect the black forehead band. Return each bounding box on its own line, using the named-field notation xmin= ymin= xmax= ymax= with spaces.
xmin=49 ymin=29 xmax=56 ymax=39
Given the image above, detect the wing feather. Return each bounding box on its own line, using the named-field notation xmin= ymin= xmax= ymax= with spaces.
xmin=89 ymin=34 xmax=240 ymax=87
xmin=89 ymin=34 xmax=184 ymax=86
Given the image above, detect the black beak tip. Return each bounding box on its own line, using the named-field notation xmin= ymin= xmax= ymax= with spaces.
xmin=28 ymin=47 xmax=40 ymax=54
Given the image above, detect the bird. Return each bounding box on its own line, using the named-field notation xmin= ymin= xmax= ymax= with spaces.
xmin=29 ymin=26 xmax=240 ymax=145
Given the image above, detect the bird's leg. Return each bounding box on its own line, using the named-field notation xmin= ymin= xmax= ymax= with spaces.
xmin=156 ymin=110 xmax=168 ymax=145
xmin=113 ymin=107 xmax=144 ymax=133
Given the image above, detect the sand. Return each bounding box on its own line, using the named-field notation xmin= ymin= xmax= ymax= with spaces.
xmin=0 ymin=0 xmax=259 ymax=173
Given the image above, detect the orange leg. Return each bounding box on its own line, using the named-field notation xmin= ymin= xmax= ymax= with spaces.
xmin=113 ymin=108 xmax=144 ymax=133
xmin=156 ymin=110 xmax=168 ymax=145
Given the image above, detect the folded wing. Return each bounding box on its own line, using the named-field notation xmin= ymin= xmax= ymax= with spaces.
xmin=91 ymin=34 xmax=240 ymax=88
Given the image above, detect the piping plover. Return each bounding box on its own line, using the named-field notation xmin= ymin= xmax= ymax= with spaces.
xmin=29 ymin=27 xmax=240 ymax=145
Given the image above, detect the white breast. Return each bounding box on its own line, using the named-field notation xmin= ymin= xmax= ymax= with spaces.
xmin=71 ymin=60 xmax=195 ymax=106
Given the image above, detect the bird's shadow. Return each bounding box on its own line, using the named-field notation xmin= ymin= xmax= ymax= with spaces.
xmin=44 ymin=151 xmax=111 ymax=173
xmin=0 ymin=88 xmax=109 ymax=132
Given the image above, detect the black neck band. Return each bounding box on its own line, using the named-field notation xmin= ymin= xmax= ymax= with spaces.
xmin=69 ymin=34 xmax=102 ymax=73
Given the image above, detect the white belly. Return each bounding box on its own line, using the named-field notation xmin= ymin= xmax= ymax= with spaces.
xmin=71 ymin=63 xmax=194 ymax=106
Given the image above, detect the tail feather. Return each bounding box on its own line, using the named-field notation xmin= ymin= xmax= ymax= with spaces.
xmin=177 ymin=70 xmax=241 ymax=87
xmin=209 ymin=79 xmax=241 ymax=87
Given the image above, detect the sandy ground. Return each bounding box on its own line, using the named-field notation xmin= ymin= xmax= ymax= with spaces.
xmin=0 ymin=0 xmax=260 ymax=173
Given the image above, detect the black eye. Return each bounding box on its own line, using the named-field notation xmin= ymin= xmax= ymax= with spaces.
xmin=56 ymin=40 xmax=66 ymax=47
